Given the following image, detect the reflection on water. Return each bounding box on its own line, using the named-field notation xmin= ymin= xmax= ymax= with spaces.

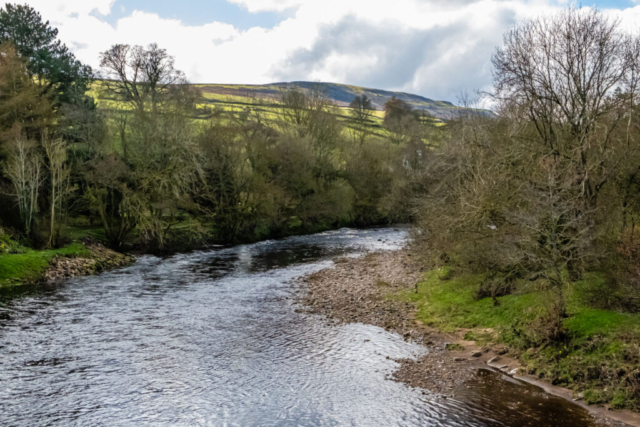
xmin=450 ymin=369 xmax=596 ymax=426
xmin=0 ymin=228 xmax=599 ymax=426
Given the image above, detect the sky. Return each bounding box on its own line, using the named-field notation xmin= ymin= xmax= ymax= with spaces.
xmin=21 ymin=0 xmax=640 ymax=102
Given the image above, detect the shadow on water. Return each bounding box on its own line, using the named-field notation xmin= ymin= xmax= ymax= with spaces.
xmin=447 ymin=368 xmax=596 ymax=426
xmin=243 ymin=243 xmax=350 ymax=273
xmin=0 ymin=227 xmax=604 ymax=426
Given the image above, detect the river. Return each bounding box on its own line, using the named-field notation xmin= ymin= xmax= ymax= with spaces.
xmin=0 ymin=228 xmax=602 ymax=426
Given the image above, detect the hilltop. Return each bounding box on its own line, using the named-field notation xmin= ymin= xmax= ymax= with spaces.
xmin=195 ymin=81 xmax=488 ymax=120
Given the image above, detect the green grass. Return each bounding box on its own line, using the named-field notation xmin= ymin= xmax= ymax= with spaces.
xmin=565 ymin=308 xmax=640 ymax=337
xmin=0 ymin=243 xmax=90 ymax=287
xmin=398 ymin=268 xmax=640 ymax=343
xmin=392 ymin=267 xmax=640 ymax=409
xmin=398 ymin=269 xmax=546 ymax=332
xmin=0 ymin=223 xmax=108 ymax=288
xmin=65 ymin=225 xmax=106 ymax=241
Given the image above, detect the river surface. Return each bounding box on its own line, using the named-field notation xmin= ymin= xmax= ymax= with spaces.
xmin=0 ymin=228 xmax=601 ymax=426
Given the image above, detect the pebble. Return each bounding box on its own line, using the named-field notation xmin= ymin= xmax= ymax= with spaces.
xmin=297 ymin=250 xmax=476 ymax=396
xmin=43 ymin=243 xmax=133 ymax=284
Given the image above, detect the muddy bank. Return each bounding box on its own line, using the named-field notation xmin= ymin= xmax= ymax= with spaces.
xmin=43 ymin=243 xmax=134 ymax=283
xmin=298 ymin=249 xmax=636 ymax=427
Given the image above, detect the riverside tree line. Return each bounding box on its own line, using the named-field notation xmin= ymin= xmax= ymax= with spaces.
xmin=0 ymin=4 xmax=432 ymax=252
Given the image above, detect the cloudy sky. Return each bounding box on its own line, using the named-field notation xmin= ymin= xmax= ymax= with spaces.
xmin=23 ymin=0 xmax=640 ymax=102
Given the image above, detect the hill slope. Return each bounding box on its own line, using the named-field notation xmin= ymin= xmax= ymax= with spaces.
xmin=196 ymin=81 xmax=487 ymax=120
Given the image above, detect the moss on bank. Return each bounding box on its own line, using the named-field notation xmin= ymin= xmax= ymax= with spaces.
xmin=392 ymin=268 xmax=640 ymax=410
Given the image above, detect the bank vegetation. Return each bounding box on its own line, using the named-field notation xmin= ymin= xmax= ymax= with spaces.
xmin=403 ymin=8 xmax=640 ymax=410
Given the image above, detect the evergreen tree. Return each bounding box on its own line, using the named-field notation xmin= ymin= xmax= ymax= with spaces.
xmin=0 ymin=3 xmax=94 ymax=106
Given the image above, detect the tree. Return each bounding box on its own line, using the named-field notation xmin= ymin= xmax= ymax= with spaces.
xmin=197 ymin=115 xmax=260 ymax=241
xmin=125 ymin=97 xmax=201 ymax=249
xmin=42 ymin=133 xmax=73 ymax=248
xmin=109 ymin=104 xmax=129 ymax=159
xmin=349 ymin=95 xmax=373 ymax=144
xmin=98 ymin=43 xmax=202 ymax=249
xmin=343 ymin=137 xmax=396 ymax=225
xmin=383 ymin=97 xmax=422 ymax=144
xmin=58 ymin=101 xmax=107 ymax=163
xmin=0 ymin=42 xmax=53 ymax=140
xmin=100 ymin=43 xmax=189 ymax=115
xmin=0 ymin=42 xmax=51 ymax=237
xmin=492 ymin=7 xmax=640 ymax=281
xmin=384 ymin=97 xmax=415 ymax=124
xmin=4 ymin=134 xmax=42 ymax=236
xmin=279 ymin=86 xmax=308 ymax=128
xmin=0 ymin=4 xmax=93 ymax=105
xmin=350 ymin=95 xmax=373 ymax=122
xmin=83 ymin=153 xmax=138 ymax=250
xmin=492 ymin=7 xmax=636 ymax=209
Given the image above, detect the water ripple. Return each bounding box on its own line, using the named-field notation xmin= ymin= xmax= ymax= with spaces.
xmin=0 ymin=228 xmax=598 ymax=426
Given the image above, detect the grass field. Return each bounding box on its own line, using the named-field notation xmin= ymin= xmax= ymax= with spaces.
xmin=90 ymin=80 xmax=455 ymax=138
xmin=194 ymin=81 xmax=481 ymax=120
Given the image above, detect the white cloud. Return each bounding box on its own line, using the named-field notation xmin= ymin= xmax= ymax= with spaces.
xmin=24 ymin=0 xmax=640 ymax=102
xmin=26 ymin=0 xmax=116 ymax=17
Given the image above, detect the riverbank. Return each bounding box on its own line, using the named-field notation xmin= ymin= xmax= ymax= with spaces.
xmin=0 ymin=239 xmax=134 ymax=288
xmin=298 ymin=249 xmax=640 ymax=427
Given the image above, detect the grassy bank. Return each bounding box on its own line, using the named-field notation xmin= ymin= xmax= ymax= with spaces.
xmin=0 ymin=217 xmax=364 ymax=288
xmin=0 ymin=241 xmax=90 ymax=287
xmin=0 ymin=226 xmax=133 ymax=288
xmin=393 ymin=268 xmax=640 ymax=410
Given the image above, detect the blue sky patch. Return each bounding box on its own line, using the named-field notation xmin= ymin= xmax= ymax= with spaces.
xmin=98 ymin=0 xmax=292 ymax=29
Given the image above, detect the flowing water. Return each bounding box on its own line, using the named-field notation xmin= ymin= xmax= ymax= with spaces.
xmin=0 ymin=228 xmax=600 ymax=426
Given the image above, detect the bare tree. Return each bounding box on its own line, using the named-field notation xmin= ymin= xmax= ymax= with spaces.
xmin=100 ymin=43 xmax=187 ymax=115
xmin=492 ymin=7 xmax=637 ymax=205
xmin=42 ymin=134 xmax=73 ymax=247
xmin=278 ymin=87 xmax=308 ymax=128
xmin=491 ymin=7 xmax=640 ymax=279
xmin=4 ymin=134 xmax=42 ymax=236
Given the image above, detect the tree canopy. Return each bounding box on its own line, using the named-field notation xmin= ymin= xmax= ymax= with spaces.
xmin=0 ymin=3 xmax=94 ymax=105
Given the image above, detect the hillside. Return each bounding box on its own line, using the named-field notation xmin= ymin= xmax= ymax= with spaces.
xmin=195 ymin=81 xmax=487 ymax=120
xmin=93 ymin=81 xmax=390 ymax=138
